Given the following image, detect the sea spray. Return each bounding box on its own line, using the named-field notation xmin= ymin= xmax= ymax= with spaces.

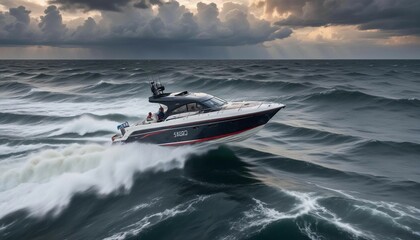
xmin=49 ymin=115 xmax=118 ymax=136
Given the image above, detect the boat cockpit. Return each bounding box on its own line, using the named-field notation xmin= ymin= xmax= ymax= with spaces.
xmin=146 ymin=81 xmax=227 ymax=123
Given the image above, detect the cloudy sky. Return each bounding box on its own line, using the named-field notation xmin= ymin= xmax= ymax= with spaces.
xmin=0 ymin=0 xmax=419 ymax=59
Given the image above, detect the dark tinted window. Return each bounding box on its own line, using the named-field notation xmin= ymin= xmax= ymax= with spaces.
xmin=172 ymin=103 xmax=204 ymax=114
xmin=187 ymin=103 xmax=203 ymax=111
xmin=172 ymin=105 xmax=187 ymax=114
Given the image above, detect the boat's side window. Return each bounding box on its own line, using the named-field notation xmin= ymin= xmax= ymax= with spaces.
xmin=187 ymin=103 xmax=203 ymax=112
xmin=172 ymin=103 xmax=205 ymax=115
xmin=196 ymin=103 xmax=204 ymax=111
xmin=172 ymin=105 xmax=187 ymax=114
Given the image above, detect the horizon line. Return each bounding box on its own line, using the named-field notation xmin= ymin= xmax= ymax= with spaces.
xmin=1 ymin=58 xmax=419 ymax=61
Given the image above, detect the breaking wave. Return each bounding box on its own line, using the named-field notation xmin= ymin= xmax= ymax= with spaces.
xmin=0 ymin=143 xmax=195 ymax=219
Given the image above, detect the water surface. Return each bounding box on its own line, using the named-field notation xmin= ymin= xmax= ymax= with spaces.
xmin=0 ymin=60 xmax=419 ymax=240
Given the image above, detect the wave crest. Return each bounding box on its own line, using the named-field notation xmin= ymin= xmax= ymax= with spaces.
xmin=0 ymin=143 xmax=196 ymax=219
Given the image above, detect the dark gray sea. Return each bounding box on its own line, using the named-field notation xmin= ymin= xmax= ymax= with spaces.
xmin=0 ymin=60 xmax=419 ymax=240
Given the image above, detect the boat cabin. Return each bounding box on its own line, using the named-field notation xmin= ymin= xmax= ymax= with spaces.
xmin=149 ymin=82 xmax=226 ymax=121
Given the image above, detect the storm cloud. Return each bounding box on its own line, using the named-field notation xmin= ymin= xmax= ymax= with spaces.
xmin=49 ymin=0 xmax=132 ymax=12
xmin=257 ymin=0 xmax=420 ymax=36
xmin=0 ymin=1 xmax=292 ymax=47
xmin=48 ymin=0 xmax=164 ymax=11
xmin=0 ymin=6 xmax=38 ymax=44
xmin=134 ymin=0 xmax=163 ymax=9
xmin=1 ymin=0 xmax=419 ymax=59
xmin=39 ymin=6 xmax=68 ymax=40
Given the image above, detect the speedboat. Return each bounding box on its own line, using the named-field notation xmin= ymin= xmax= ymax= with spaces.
xmin=111 ymin=82 xmax=285 ymax=146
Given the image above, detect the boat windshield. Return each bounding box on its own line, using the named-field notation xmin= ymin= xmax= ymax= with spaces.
xmin=203 ymin=97 xmax=227 ymax=108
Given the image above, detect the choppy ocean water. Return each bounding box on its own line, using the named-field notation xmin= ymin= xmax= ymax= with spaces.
xmin=0 ymin=60 xmax=419 ymax=240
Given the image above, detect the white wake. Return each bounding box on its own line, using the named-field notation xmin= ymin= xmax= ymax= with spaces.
xmin=0 ymin=143 xmax=196 ymax=219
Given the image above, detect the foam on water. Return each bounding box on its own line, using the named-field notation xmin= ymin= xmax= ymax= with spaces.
xmin=317 ymin=185 xmax=420 ymax=238
xmin=0 ymin=115 xmax=118 ymax=139
xmin=319 ymin=185 xmax=420 ymax=220
xmin=296 ymin=222 xmax=322 ymax=240
xmin=229 ymin=190 xmax=371 ymax=240
xmin=122 ymin=197 xmax=162 ymax=216
xmin=0 ymin=143 xmax=59 ymax=157
xmin=105 ymin=196 xmax=208 ymax=240
xmin=0 ymin=143 xmax=196 ymax=219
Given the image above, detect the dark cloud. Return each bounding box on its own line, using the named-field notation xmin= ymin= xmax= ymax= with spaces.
xmin=6 ymin=6 xmax=31 ymax=36
xmin=260 ymin=0 xmax=420 ymax=36
xmin=196 ymin=2 xmax=220 ymax=33
xmin=0 ymin=1 xmax=291 ymax=47
xmin=270 ymin=27 xmax=292 ymax=39
xmin=0 ymin=6 xmax=35 ymax=42
xmin=71 ymin=17 xmax=100 ymax=41
xmin=47 ymin=0 xmax=162 ymax=11
xmin=49 ymin=0 xmax=132 ymax=12
xmin=39 ymin=5 xmax=67 ymax=40
xmin=9 ymin=6 xmax=30 ymax=25
xmin=95 ymin=1 xmax=291 ymax=46
xmin=133 ymin=0 xmax=149 ymax=9
xmin=150 ymin=0 xmax=163 ymax=6
xmin=134 ymin=0 xmax=163 ymax=9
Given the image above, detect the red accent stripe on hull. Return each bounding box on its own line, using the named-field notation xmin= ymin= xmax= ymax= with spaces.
xmin=140 ymin=129 xmax=168 ymax=139
xmin=160 ymin=125 xmax=260 ymax=146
